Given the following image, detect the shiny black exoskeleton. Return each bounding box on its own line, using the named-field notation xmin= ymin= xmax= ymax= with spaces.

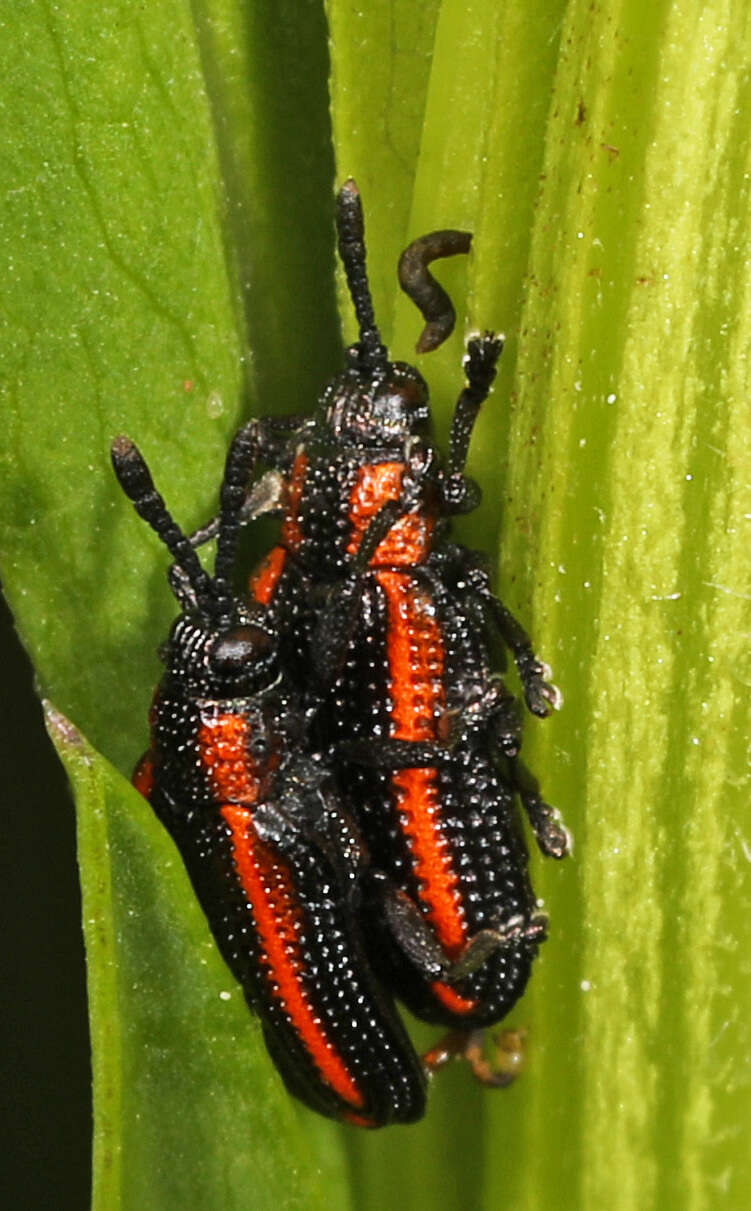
xmin=330 ymin=546 xmax=564 ymax=1031
xmin=112 ymin=426 xmax=426 ymax=1127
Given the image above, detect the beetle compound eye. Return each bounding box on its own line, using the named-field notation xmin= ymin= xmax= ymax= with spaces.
xmin=375 ymin=367 xmax=431 ymax=430
xmin=212 ymin=624 xmax=275 ymax=672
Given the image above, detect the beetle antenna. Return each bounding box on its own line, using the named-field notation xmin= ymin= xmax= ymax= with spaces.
xmin=111 ymin=436 xmax=214 ymax=610
xmin=212 ymin=421 xmax=260 ymax=611
xmin=336 ymin=179 xmax=388 ymax=369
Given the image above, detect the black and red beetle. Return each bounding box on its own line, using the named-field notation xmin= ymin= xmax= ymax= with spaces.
xmin=111 ymin=425 xmax=427 ymax=1126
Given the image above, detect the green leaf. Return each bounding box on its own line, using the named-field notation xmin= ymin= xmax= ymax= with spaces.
xmin=505 ymin=4 xmax=751 ymax=1207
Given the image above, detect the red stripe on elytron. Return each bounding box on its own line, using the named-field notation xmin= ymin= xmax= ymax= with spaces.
xmin=346 ymin=462 xmax=434 ymax=567
xmin=249 ymin=545 xmax=287 ymax=606
xmin=198 ymin=714 xmax=263 ymax=805
xmin=280 ymin=451 xmax=309 ymax=552
xmin=221 ymin=804 xmax=365 ymax=1111
xmin=344 ymin=1111 xmax=378 ymax=1128
xmin=378 ymin=570 xmax=468 ymax=959
xmin=429 ymin=980 xmax=478 ymax=1016
xmin=132 ymin=752 xmax=155 ymax=801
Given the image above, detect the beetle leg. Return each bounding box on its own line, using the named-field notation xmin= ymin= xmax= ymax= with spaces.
xmin=444 ymin=912 xmax=548 ymax=982
xmin=423 ymin=1027 xmax=526 ymax=1088
xmin=371 ymin=876 xmax=451 ymax=981
xmin=373 ymin=868 xmax=547 ymax=983
xmin=440 ymin=333 xmax=504 ymax=513
xmin=435 ymin=547 xmax=561 ymax=718
xmin=507 ymin=755 xmax=573 ymax=859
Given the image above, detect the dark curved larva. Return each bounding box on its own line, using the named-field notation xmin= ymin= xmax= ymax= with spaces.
xmin=397 ymin=228 xmax=472 ymax=353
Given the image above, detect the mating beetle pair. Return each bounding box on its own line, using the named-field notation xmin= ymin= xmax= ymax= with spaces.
xmin=112 ymin=181 xmax=569 ymax=1127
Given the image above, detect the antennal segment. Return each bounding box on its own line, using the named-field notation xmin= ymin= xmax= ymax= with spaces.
xmin=213 ymin=420 xmax=262 ymax=609
xmin=398 ymin=229 xmax=472 ymax=353
xmin=111 ymin=436 xmax=213 ymax=608
xmin=336 ymin=179 xmax=387 ymax=368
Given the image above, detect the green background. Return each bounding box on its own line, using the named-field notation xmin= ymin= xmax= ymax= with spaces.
xmin=1 ymin=1 xmax=749 ymax=1208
